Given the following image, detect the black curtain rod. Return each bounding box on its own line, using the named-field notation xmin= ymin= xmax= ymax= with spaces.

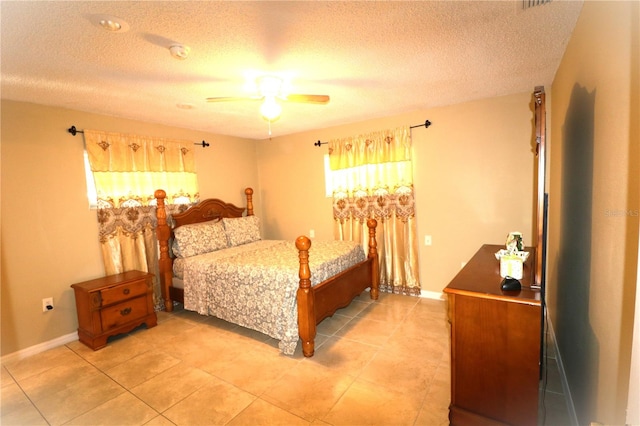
xmin=314 ymin=120 xmax=431 ymax=147
xmin=410 ymin=120 xmax=432 ymax=129
xmin=67 ymin=125 xmax=210 ymax=148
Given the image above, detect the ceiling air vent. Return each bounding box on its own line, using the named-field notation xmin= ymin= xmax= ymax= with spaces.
xmin=522 ymin=0 xmax=552 ymax=9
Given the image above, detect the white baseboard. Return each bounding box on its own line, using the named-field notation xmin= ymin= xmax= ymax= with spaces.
xmin=420 ymin=290 xmax=446 ymax=300
xmin=2 ymin=290 xmax=444 ymax=364
xmin=1 ymin=332 xmax=78 ymax=365
xmin=365 ymin=288 xmax=445 ymax=300
xmin=546 ymin=316 xmax=579 ymax=426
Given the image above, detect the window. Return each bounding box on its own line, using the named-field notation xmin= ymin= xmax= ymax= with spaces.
xmin=326 ymin=125 xmax=420 ymax=295
xmin=324 ymin=154 xmax=413 ymax=197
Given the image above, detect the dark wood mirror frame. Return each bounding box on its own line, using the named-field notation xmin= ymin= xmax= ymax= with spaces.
xmin=533 ymin=86 xmax=546 ymax=289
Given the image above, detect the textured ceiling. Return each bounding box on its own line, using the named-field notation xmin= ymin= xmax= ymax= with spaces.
xmin=1 ymin=1 xmax=582 ymax=140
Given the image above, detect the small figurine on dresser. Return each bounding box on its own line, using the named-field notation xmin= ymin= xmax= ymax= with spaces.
xmin=495 ymin=232 xmax=529 ymax=280
xmin=506 ymin=231 xmax=524 ymax=252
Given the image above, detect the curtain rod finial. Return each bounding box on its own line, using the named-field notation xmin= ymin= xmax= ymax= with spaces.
xmin=68 ymin=126 xmax=78 ymax=136
xmin=410 ymin=119 xmax=432 ymax=130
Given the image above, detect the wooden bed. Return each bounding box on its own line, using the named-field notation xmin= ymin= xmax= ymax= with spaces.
xmin=154 ymin=187 xmax=379 ymax=357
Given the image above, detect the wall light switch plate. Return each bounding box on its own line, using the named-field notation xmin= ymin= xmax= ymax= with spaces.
xmin=424 ymin=235 xmax=432 ymax=246
xmin=309 ymin=229 xmax=315 ymax=238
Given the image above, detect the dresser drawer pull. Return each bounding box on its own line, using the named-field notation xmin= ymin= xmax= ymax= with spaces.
xmin=123 ymin=288 xmax=130 ymax=295
xmin=120 ymin=307 xmax=132 ymax=316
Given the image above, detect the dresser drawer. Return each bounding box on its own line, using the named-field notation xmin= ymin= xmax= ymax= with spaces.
xmin=100 ymin=296 xmax=149 ymax=330
xmin=100 ymin=279 xmax=148 ymax=306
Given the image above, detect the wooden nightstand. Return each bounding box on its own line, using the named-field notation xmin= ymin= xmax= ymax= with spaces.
xmin=71 ymin=270 xmax=157 ymax=350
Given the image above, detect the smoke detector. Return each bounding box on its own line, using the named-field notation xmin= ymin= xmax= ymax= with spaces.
xmin=169 ymin=44 xmax=190 ymax=60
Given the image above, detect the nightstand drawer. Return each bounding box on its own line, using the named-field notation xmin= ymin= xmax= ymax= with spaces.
xmin=100 ymin=295 xmax=148 ymax=330
xmin=100 ymin=279 xmax=148 ymax=306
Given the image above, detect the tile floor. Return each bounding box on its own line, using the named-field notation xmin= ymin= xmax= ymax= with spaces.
xmin=1 ymin=293 xmax=571 ymax=425
xmin=539 ymin=328 xmax=574 ymax=426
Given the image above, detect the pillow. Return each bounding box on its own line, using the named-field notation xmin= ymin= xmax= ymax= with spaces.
xmin=223 ymin=216 xmax=261 ymax=246
xmin=172 ymin=220 xmax=228 ymax=258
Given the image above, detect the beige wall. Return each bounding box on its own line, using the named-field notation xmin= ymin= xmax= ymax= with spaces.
xmin=547 ymin=1 xmax=639 ymax=424
xmin=257 ymin=92 xmax=536 ymax=295
xmin=0 ymin=100 xmax=259 ymax=355
xmin=1 ymin=92 xmax=538 ymax=355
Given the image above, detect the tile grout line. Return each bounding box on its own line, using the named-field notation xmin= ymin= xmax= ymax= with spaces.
xmin=2 ymin=367 xmax=51 ymax=425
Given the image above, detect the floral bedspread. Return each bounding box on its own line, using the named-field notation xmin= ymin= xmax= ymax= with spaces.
xmin=181 ymin=240 xmax=366 ymax=355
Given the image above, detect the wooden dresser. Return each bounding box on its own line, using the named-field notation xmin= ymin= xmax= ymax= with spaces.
xmin=444 ymin=244 xmax=541 ymax=426
xmin=71 ymin=270 xmax=157 ymax=350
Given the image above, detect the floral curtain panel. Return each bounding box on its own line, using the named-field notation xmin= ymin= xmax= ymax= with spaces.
xmin=85 ymin=129 xmax=198 ymax=309
xmin=329 ymin=126 xmax=420 ymax=296
xmin=97 ymin=206 xmax=161 ymax=309
xmin=84 ymin=129 xmax=199 ymax=207
xmin=97 ymin=204 xmax=189 ymax=311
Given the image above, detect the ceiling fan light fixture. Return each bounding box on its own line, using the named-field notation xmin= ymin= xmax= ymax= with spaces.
xmin=260 ymin=96 xmax=282 ymax=122
xmin=258 ymin=75 xmax=284 ymax=98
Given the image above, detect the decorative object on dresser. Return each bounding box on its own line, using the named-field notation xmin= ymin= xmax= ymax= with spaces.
xmin=71 ymin=270 xmax=157 ymax=350
xmin=496 ymin=233 xmax=530 ymax=280
xmin=154 ymin=187 xmax=380 ymax=357
xmin=444 ymin=244 xmax=541 ymax=426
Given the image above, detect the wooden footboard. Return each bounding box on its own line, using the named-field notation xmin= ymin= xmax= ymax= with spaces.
xmin=296 ymin=218 xmax=379 ymax=357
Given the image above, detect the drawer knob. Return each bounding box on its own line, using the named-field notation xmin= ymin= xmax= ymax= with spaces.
xmin=120 ymin=307 xmax=132 ymax=316
xmin=123 ymin=288 xmax=130 ymax=295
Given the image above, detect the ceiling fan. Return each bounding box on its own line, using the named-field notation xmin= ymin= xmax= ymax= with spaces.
xmin=206 ymin=75 xmax=330 ymax=122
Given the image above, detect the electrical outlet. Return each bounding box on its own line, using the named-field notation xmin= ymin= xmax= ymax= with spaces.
xmin=42 ymin=297 xmax=53 ymax=312
xmin=309 ymin=229 xmax=315 ymax=238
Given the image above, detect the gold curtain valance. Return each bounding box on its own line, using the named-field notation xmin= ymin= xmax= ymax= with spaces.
xmin=328 ymin=126 xmax=412 ymax=171
xmin=84 ymin=129 xmax=196 ymax=173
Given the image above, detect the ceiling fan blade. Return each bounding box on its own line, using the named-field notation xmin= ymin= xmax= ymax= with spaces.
xmin=284 ymin=94 xmax=330 ymax=104
xmin=206 ymin=96 xmax=263 ymax=103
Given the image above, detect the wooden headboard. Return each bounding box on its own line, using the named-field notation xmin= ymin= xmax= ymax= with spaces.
xmin=171 ymin=191 xmax=253 ymax=229
xmin=154 ymin=187 xmax=254 ymax=311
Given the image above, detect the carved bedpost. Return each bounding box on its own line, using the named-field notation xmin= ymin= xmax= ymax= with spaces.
xmin=296 ymin=235 xmax=316 ymax=357
xmin=367 ymin=218 xmax=379 ymax=300
xmin=154 ymin=189 xmax=174 ymax=312
xmin=245 ymin=188 xmax=254 ymax=216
